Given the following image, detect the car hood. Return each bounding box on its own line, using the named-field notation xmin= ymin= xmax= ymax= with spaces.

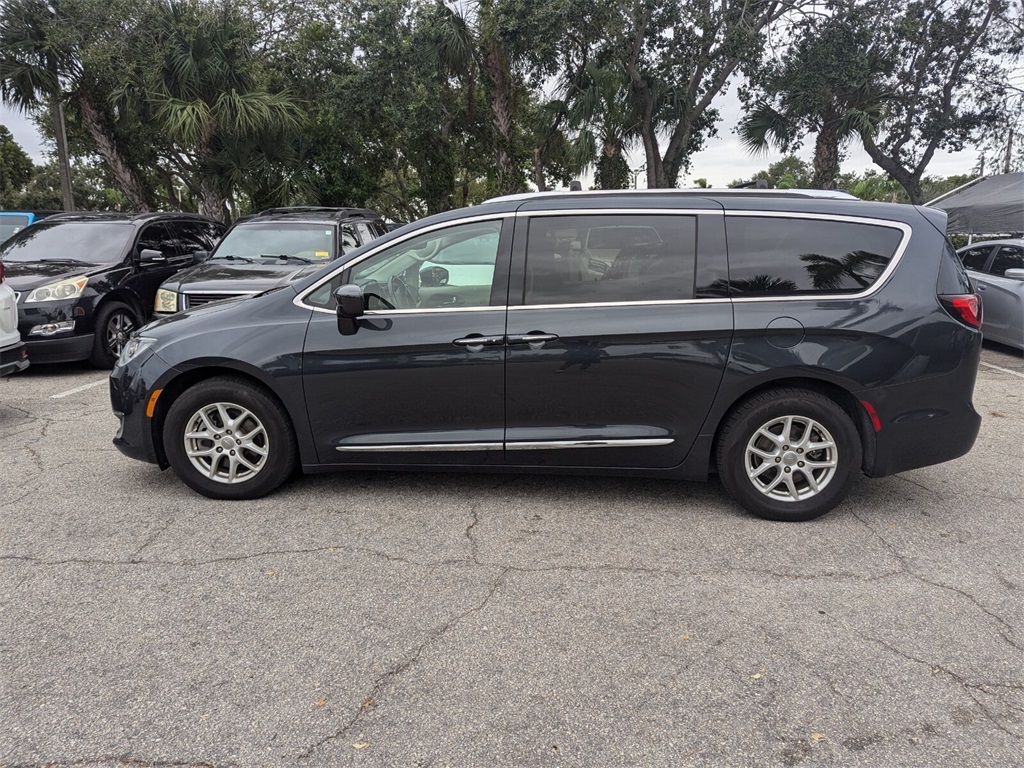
xmin=165 ymin=260 xmax=323 ymax=293
xmin=0 ymin=260 xmax=108 ymax=292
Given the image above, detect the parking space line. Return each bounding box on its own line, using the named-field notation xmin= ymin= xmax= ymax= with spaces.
xmin=50 ymin=379 xmax=108 ymax=399
xmin=980 ymin=361 xmax=1024 ymax=379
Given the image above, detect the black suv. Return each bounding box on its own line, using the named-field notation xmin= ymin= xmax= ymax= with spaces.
xmin=0 ymin=212 xmax=224 ymax=367
xmin=153 ymin=207 xmax=387 ymax=314
xmin=110 ymin=190 xmax=982 ymax=521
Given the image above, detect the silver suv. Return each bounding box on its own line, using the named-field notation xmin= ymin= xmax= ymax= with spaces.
xmin=0 ymin=261 xmax=28 ymax=377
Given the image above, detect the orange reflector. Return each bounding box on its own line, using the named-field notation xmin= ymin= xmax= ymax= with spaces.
xmin=146 ymin=389 xmax=163 ymax=418
xmin=860 ymin=399 xmax=882 ymax=432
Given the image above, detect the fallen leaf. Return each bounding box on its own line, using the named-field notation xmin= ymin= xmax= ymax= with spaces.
xmin=752 ymin=673 xmax=762 ymax=680
xmin=682 ymin=634 xmax=690 ymax=641
xmin=990 ymin=411 xmax=1006 ymax=418
xmin=266 ymin=569 xmax=275 ymax=576
xmin=316 ymin=698 xmax=327 ymax=707
xmin=885 ymin=524 xmax=897 ymax=530
xmin=362 ymin=698 xmax=374 ymax=709
xmin=352 ymin=742 xmax=370 ymax=750
xmin=811 ymin=733 xmax=826 ymax=742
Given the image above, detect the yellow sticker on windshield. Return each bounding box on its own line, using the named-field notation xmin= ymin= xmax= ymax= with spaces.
xmin=315 ymin=251 xmax=330 ymax=258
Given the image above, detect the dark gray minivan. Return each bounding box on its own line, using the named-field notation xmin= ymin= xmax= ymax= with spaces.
xmin=110 ymin=190 xmax=982 ymax=521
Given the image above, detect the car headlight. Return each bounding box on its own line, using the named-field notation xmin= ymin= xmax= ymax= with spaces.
xmin=25 ymin=275 xmax=89 ymax=303
xmin=155 ymin=288 xmax=178 ymax=313
xmin=117 ymin=335 xmax=157 ymax=368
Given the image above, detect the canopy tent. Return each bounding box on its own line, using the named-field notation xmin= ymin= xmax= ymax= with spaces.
xmin=931 ymin=173 xmax=1024 ymax=235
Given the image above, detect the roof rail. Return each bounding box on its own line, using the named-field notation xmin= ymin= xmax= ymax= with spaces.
xmin=255 ymin=206 xmax=345 ymax=216
xmin=484 ymin=188 xmax=858 ymax=204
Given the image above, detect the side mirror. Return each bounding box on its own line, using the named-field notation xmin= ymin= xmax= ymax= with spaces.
xmin=419 ymin=265 xmax=449 ymax=287
xmin=192 ymin=249 xmax=211 ymax=264
xmin=334 ymin=284 xmax=364 ymax=336
xmin=1003 ymin=268 xmax=1024 ymax=281
xmin=139 ymin=248 xmax=166 ymax=263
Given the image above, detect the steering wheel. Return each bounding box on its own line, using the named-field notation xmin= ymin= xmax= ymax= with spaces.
xmin=388 ymin=275 xmax=416 ymax=309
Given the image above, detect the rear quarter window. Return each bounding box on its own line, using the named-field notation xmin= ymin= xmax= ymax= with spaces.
xmin=725 ymin=216 xmax=904 ymax=297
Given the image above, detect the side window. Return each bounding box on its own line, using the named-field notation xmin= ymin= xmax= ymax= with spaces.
xmin=524 ymin=215 xmax=696 ymax=305
xmin=725 ymin=217 xmax=904 ymax=296
xmin=176 ymin=221 xmax=218 ymax=255
xmin=990 ymin=245 xmax=1024 ymax=276
xmin=959 ymin=245 xmax=993 ymax=272
xmin=340 ymin=225 xmax=359 ymax=253
xmin=137 ymin=223 xmax=182 ymax=257
xmin=304 ymin=220 xmax=503 ymax=311
xmin=356 ymin=222 xmax=381 ymax=245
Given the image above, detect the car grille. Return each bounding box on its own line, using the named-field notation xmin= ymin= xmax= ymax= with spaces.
xmin=183 ymin=292 xmax=246 ymax=309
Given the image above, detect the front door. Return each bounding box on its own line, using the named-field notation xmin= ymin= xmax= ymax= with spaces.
xmin=503 ymin=208 xmax=732 ymax=469
xmin=301 ymin=216 xmax=512 ymax=466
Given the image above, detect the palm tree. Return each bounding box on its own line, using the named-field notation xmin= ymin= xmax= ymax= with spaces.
xmin=0 ymin=0 xmax=73 ymax=207
xmin=147 ymin=0 xmax=304 ymax=219
xmin=738 ymin=11 xmax=890 ymax=190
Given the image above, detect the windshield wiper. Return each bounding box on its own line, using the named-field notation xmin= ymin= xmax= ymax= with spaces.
xmin=260 ymin=254 xmax=314 ymax=264
xmin=216 ymin=254 xmax=255 ymax=263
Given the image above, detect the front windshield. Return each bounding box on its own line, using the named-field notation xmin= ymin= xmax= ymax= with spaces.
xmin=0 ymin=215 xmax=30 ymax=244
xmin=213 ymin=222 xmax=335 ymax=261
xmin=0 ymin=221 xmax=134 ymax=264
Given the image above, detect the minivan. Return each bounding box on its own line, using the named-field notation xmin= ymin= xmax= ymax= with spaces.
xmin=110 ymin=190 xmax=982 ymax=521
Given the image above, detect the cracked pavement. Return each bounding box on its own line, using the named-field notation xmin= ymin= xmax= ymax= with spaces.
xmin=1 ymin=345 xmax=1022 ymax=768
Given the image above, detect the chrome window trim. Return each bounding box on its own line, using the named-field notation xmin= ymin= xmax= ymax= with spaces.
xmin=509 ymin=298 xmax=730 ymax=311
xmin=724 ymin=212 xmax=912 ymax=303
xmin=296 ymin=212 xmax=515 ymax=315
xmin=298 ymin=208 xmax=913 ymax=315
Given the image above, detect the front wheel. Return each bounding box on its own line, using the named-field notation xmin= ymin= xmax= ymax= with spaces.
xmin=716 ymin=388 xmax=862 ymax=522
xmin=90 ymin=301 xmax=139 ymax=368
xmin=163 ymin=377 xmax=298 ymax=500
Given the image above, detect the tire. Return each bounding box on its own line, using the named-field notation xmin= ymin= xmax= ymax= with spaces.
xmin=715 ymin=388 xmax=862 ymax=522
xmin=163 ymin=377 xmax=298 ymax=500
xmin=90 ymin=301 xmax=139 ymax=368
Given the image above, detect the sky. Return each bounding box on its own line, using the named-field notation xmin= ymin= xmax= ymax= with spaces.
xmin=1 ymin=92 xmax=980 ymax=195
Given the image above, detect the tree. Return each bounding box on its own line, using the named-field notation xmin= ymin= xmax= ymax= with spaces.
xmin=605 ymin=0 xmax=812 ymax=188
xmin=738 ymin=7 xmax=888 ymax=189
xmin=144 ymin=0 xmax=304 ymax=220
xmin=0 ymin=125 xmax=34 ymax=205
xmin=859 ymin=0 xmax=1022 ymax=203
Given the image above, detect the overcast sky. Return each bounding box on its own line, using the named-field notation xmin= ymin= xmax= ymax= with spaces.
xmin=1 ymin=91 xmax=978 ymax=194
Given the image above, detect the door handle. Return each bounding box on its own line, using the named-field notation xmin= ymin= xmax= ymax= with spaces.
xmin=507 ymin=332 xmax=559 ymax=346
xmin=977 ymin=284 xmax=987 ymax=290
xmin=453 ymin=334 xmax=504 ymax=349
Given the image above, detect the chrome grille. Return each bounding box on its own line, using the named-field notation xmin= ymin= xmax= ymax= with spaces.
xmin=183 ymin=292 xmax=245 ymax=309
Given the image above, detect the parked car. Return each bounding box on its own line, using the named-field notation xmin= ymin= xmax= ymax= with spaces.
xmin=957 ymin=238 xmax=1024 ymax=350
xmin=0 ymin=261 xmax=28 ymax=377
xmin=110 ymin=189 xmax=983 ymax=521
xmin=0 ymin=212 xmax=224 ymax=367
xmin=153 ymin=207 xmax=387 ymax=315
xmin=0 ymin=210 xmax=59 ymax=244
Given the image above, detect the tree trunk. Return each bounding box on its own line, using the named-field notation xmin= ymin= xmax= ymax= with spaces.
xmin=198 ymin=179 xmax=228 ymax=223
xmin=50 ymin=99 xmax=74 ymax=210
xmin=812 ymin=123 xmax=841 ymax=190
xmin=860 ymin=131 xmax=925 ymax=204
xmin=482 ymin=38 xmax=518 ymax=196
xmin=533 ymin=147 xmax=546 ymax=192
xmin=76 ymin=90 xmax=150 ymax=212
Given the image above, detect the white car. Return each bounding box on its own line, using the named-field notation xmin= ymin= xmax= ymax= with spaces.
xmin=0 ymin=262 xmax=29 ymax=377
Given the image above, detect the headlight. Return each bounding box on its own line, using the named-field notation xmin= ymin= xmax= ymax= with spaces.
xmin=25 ymin=275 xmax=89 ymax=303
xmin=117 ymin=335 xmax=157 ymax=368
xmin=155 ymin=288 xmax=178 ymax=313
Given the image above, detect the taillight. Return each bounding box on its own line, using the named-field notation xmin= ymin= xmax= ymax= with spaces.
xmin=939 ymin=294 xmax=982 ymax=328
xmin=0 ymin=261 xmax=5 ymax=282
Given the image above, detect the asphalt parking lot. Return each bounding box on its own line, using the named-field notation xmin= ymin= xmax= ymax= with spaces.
xmin=1 ymin=344 xmax=1022 ymax=768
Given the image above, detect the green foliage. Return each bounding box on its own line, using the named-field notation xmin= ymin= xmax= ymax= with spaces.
xmin=0 ymin=125 xmax=34 ymax=205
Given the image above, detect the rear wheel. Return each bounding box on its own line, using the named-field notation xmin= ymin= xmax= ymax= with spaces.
xmin=163 ymin=377 xmax=298 ymax=500
xmin=716 ymin=388 xmax=862 ymax=521
xmin=90 ymin=301 xmax=138 ymax=368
